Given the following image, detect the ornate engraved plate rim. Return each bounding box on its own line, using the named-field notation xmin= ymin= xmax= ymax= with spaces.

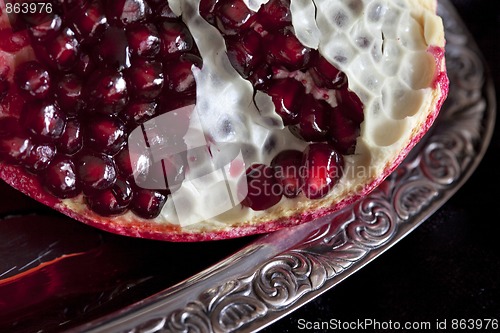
xmin=73 ymin=1 xmax=496 ymax=332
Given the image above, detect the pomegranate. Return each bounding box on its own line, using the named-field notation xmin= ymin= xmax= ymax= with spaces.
xmin=0 ymin=0 xmax=448 ymax=241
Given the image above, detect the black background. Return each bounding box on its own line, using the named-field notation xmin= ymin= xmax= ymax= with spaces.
xmin=262 ymin=0 xmax=500 ymax=332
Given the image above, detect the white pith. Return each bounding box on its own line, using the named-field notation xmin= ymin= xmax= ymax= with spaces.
xmin=149 ymin=0 xmax=444 ymax=230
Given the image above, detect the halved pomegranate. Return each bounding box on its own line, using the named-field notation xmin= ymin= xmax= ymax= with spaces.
xmin=0 ymin=0 xmax=448 ymax=241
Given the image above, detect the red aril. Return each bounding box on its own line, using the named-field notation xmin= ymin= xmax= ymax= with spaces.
xmin=163 ymin=53 xmax=201 ymax=95
xmin=57 ymin=118 xmax=83 ymax=155
xmin=69 ymin=0 xmax=108 ymax=42
xmin=214 ymin=0 xmax=256 ymax=35
xmin=86 ymin=69 xmax=128 ymax=115
xmin=241 ymin=164 xmax=282 ymax=211
xmin=0 ymin=29 xmax=29 ymax=53
xmin=329 ymin=107 xmax=361 ymax=155
xmin=336 ymin=86 xmax=365 ymax=124
xmin=130 ymin=188 xmax=167 ymax=219
xmin=266 ymin=78 xmax=305 ymax=125
xmin=266 ymin=27 xmax=312 ymax=70
xmin=0 ymin=134 xmax=33 ymax=164
xmin=126 ymin=23 xmax=160 ymax=58
xmin=23 ymin=143 xmax=57 ymax=173
xmin=42 ymin=156 xmax=80 ymax=199
xmin=271 ymin=149 xmax=303 ymax=198
xmin=84 ymin=114 xmax=126 ymax=155
xmin=146 ymin=0 xmax=177 ymax=19
xmin=105 ymin=0 xmax=151 ymax=27
xmin=114 ymin=146 xmax=134 ymax=178
xmin=76 ymin=153 xmax=117 ymax=195
xmin=44 ymin=27 xmax=80 ymax=70
xmin=21 ymin=101 xmax=66 ymax=141
xmin=290 ymin=95 xmax=330 ymax=142
xmin=92 ymin=26 xmax=130 ymax=68
xmin=310 ymin=55 xmax=347 ymax=89
xmin=27 ymin=13 xmax=63 ymax=42
xmin=55 ymin=74 xmax=85 ymax=113
xmin=120 ymin=100 xmax=158 ymax=125
xmin=157 ymin=19 xmax=194 ymax=59
xmin=225 ymin=29 xmax=263 ymax=78
xmin=14 ymin=61 xmax=51 ymax=100
xmin=301 ymin=143 xmax=344 ymax=199
xmin=258 ymin=0 xmax=292 ymax=30
xmin=86 ymin=177 xmax=133 ymax=216
xmin=126 ymin=59 xmax=164 ymax=100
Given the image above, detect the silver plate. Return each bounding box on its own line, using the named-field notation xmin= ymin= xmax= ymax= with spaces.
xmin=73 ymin=1 xmax=496 ymax=332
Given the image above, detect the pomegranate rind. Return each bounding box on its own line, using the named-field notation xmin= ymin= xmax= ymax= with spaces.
xmin=0 ymin=0 xmax=449 ymax=242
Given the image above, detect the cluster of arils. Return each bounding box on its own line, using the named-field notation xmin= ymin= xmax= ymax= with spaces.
xmin=0 ymin=0 xmax=203 ymax=218
xmin=200 ymin=0 xmax=364 ymax=209
xmin=242 ymin=144 xmax=344 ymax=210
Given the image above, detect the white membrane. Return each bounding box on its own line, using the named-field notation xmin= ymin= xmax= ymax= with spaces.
xmin=156 ymin=0 xmax=443 ymax=228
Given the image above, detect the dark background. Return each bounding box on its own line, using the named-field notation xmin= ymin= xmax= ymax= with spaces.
xmin=262 ymin=0 xmax=500 ymax=331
